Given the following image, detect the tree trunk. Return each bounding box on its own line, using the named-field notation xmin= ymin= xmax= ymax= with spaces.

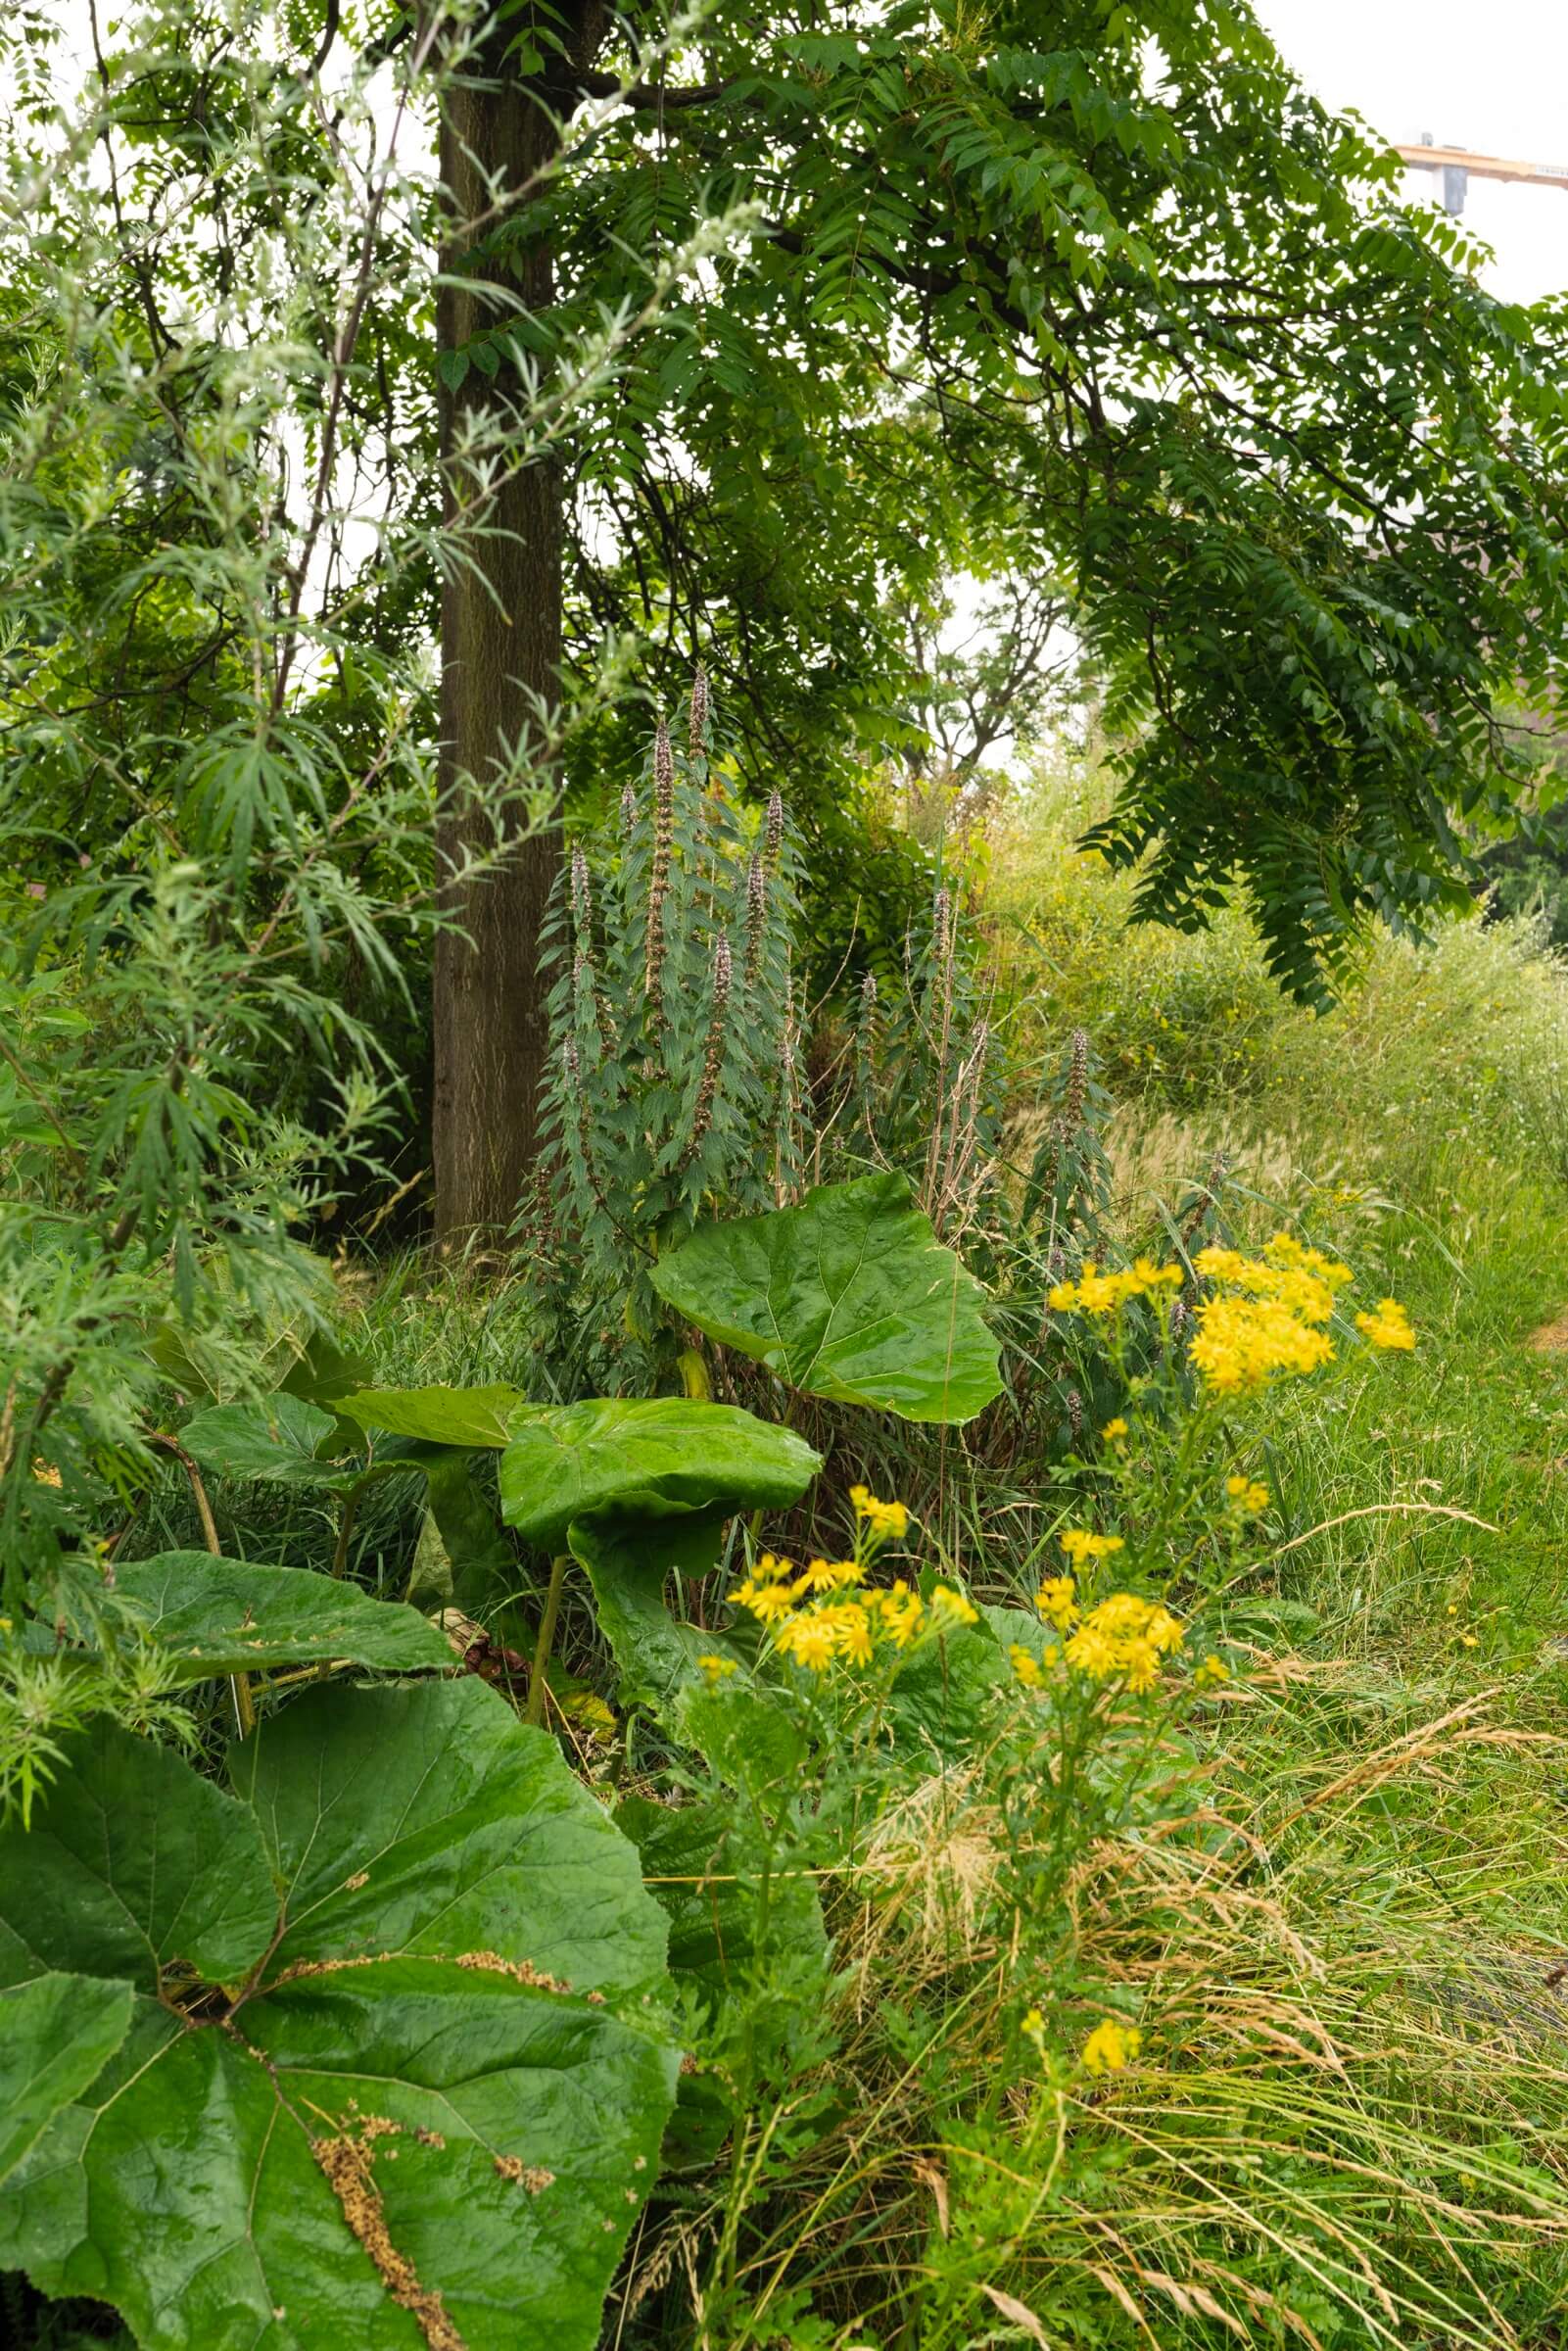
xmin=433 ymin=62 xmax=562 ymax=1248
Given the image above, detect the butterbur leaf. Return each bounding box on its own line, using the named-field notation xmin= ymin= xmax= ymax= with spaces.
xmin=87 ymin=1553 xmax=453 ymax=1678
xmin=568 ymin=1511 xmax=806 ymax=1790
xmin=181 ymin=1393 xmax=359 ymax=1488
xmin=0 ymin=1975 xmax=134 ymax=2186
xmin=649 ymin=1171 xmax=1004 ymax=1422
xmin=0 ymin=1683 xmax=679 ymax=2351
xmin=0 ymin=1718 xmax=278 ymax=1989
xmin=339 ymin=1385 xmax=526 ymax=1450
xmin=499 ymin=1397 xmax=819 ymax=1551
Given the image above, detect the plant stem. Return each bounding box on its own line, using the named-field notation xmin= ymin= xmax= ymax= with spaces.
xmin=525 ymin=1553 xmax=569 ymax=1728
xmin=152 ymin=1429 xmax=252 ymax=1732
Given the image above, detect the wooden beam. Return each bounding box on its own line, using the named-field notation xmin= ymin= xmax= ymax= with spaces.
xmin=1395 ymin=142 xmax=1568 ymax=191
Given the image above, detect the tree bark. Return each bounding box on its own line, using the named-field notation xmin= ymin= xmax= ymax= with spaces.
xmin=433 ymin=57 xmax=563 ymax=1248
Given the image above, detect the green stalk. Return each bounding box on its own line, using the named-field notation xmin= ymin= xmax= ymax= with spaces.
xmin=525 ymin=1554 xmax=570 ymax=1728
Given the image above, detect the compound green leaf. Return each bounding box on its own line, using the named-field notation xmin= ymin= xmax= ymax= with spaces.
xmin=0 ymin=1975 xmax=134 ymax=2185
xmin=499 ymin=1398 xmax=820 ymax=1551
xmin=338 ymin=1386 xmax=526 ymax=1451
xmin=0 ymin=1682 xmax=679 ymax=2351
xmin=648 ymin=1172 xmax=1003 ymax=1422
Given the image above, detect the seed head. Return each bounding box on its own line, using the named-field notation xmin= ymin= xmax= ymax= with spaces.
xmin=764 ymin=787 xmax=784 ymax=870
xmin=742 ymin=853 xmax=767 ymax=985
xmin=619 ymin=781 xmax=638 ymax=836
xmin=569 ymin=842 xmax=593 ymax=940
xmin=689 ymin=663 xmax=709 ymax=754
xmin=1064 ymin=1028 xmax=1089 ymax=1132
xmin=932 ymin=887 xmax=951 ymax=967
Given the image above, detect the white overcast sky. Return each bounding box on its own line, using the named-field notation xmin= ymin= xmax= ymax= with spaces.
xmin=1255 ymin=0 xmax=1568 ymax=300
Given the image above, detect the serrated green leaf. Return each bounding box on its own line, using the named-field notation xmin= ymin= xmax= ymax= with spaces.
xmin=0 ymin=1974 xmax=134 ymax=2185
xmin=499 ymin=1398 xmax=820 ymax=1551
xmin=649 ymin=1172 xmax=1003 ymax=1422
xmin=0 ymin=1683 xmax=679 ymax=2351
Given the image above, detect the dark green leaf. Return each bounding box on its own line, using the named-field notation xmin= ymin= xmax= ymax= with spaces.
xmin=0 ymin=1974 xmax=134 ymax=2185
xmin=0 ymin=1683 xmax=679 ymax=2350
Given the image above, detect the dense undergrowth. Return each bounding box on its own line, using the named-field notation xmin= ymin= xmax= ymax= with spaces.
xmin=11 ymin=762 xmax=1568 ymax=2350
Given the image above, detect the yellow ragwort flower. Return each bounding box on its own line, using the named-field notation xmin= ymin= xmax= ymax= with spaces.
xmin=1060 ymin=1528 xmax=1124 ymax=1566
xmin=1355 ymin=1298 xmax=1415 ymax=1353
xmin=1194 ymin=1654 xmax=1230 ymax=1688
xmin=1080 ymin=2018 xmax=1142 ymax=2076
xmin=1225 ymin=1473 xmax=1270 ymax=1514
xmin=1010 ymin=1643 xmax=1045 ymax=1689
xmin=796 ymin=1557 xmax=862 ymax=1595
xmin=774 ymin=1610 xmax=836 ymax=1670
xmin=696 ymin=1654 xmax=738 ymax=1685
xmin=849 ymin=1487 xmax=911 ymax=1540
xmin=1101 ymin=1416 xmax=1129 ymax=1442
xmin=929 ymin=1582 xmax=979 ymax=1629
xmin=729 ymin=1576 xmax=797 ymax=1625
xmin=1036 ymin=1574 xmax=1078 ymax=1630
xmin=873 ymin=1581 xmax=926 ymax=1649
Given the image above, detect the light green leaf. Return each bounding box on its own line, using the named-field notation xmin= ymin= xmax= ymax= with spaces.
xmin=0 ymin=1974 xmax=134 ymax=2185
xmin=180 ymin=1393 xmax=358 ymax=1488
xmin=499 ymin=1397 xmax=820 ymax=1551
xmin=105 ymin=1553 xmax=453 ymax=1677
xmin=648 ymin=1172 xmax=1004 ymax=1422
xmin=0 ymin=1683 xmax=679 ymax=2351
xmin=339 ymin=1384 xmax=526 ymax=1450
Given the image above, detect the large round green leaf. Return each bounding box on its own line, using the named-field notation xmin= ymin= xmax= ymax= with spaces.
xmin=648 ymin=1171 xmax=1004 ymax=1422
xmin=499 ymin=1397 xmax=820 ymax=1551
xmin=37 ymin=1553 xmax=455 ymax=1680
xmin=0 ymin=1975 xmax=134 ymax=2186
xmin=0 ymin=1682 xmax=679 ymax=2351
xmin=338 ymin=1386 xmax=526 ymax=1450
xmin=180 ymin=1394 xmax=359 ymax=1489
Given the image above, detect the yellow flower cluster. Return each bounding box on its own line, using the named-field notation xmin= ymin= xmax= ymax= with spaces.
xmin=1080 ymin=2018 xmax=1141 ymax=2075
xmin=1186 ymin=1235 xmax=1352 ymax=1394
xmin=1225 ymin=1473 xmax=1270 ymax=1515
xmin=1059 ymin=1528 xmax=1124 ymax=1567
xmin=1047 ymin=1257 xmax=1182 ymax=1315
xmin=1020 ymin=1583 xmax=1184 ymax=1694
xmin=729 ymin=1531 xmax=975 ymax=1674
xmin=849 ymin=1487 xmax=910 ymax=1540
xmin=1101 ymin=1416 xmax=1129 ymax=1442
xmin=1354 ymin=1298 xmax=1415 ymax=1352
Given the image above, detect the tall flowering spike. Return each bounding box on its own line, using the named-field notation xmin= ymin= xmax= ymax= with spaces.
xmin=619 ymin=780 xmax=638 ymax=836
xmin=644 ymin=716 xmax=676 ymax=1021
xmin=764 ymin=787 xmax=784 ymax=871
xmin=742 ymin=852 xmax=767 ymax=986
xmin=569 ymin=841 xmax=593 ymax=941
xmin=688 ymin=662 xmax=709 ymax=754
xmin=1065 ymin=1028 xmax=1089 ymax=1132
xmin=685 ymin=935 xmax=733 ymax=1162
xmin=931 ymin=887 xmax=951 ymax=967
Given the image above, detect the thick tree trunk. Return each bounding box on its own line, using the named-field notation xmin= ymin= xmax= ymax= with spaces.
xmin=433 ymin=65 xmax=562 ymax=1248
